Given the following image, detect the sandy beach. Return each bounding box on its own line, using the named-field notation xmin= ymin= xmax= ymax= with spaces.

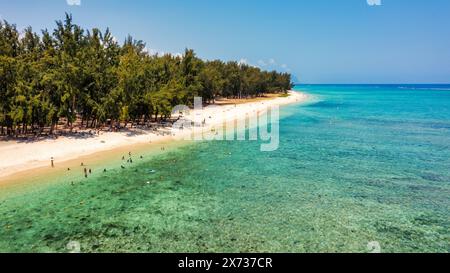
xmin=0 ymin=91 xmax=307 ymax=182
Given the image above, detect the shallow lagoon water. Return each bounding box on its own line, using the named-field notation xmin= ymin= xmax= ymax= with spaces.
xmin=0 ymin=85 xmax=449 ymax=253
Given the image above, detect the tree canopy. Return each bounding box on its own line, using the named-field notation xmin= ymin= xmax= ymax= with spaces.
xmin=0 ymin=14 xmax=292 ymax=137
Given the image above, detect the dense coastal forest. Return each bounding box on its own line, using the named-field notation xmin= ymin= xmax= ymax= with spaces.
xmin=0 ymin=14 xmax=292 ymax=137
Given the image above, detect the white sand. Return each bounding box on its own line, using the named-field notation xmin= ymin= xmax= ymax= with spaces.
xmin=0 ymin=91 xmax=307 ymax=179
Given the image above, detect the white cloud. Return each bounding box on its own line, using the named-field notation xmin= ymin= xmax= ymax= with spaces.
xmin=173 ymin=52 xmax=183 ymax=58
xmin=367 ymin=0 xmax=381 ymax=6
xmin=145 ymin=47 xmax=183 ymax=58
xmin=256 ymin=58 xmax=277 ymax=68
xmin=253 ymin=58 xmax=291 ymax=72
xmin=281 ymin=64 xmax=292 ymax=72
xmin=238 ymin=58 xmax=248 ymax=66
xmin=66 ymin=0 xmax=81 ymax=6
xmin=257 ymin=60 xmax=267 ymax=67
xmin=238 ymin=58 xmax=287 ymax=70
xmin=238 ymin=58 xmax=260 ymax=68
xmin=147 ymin=48 xmax=163 ymax=56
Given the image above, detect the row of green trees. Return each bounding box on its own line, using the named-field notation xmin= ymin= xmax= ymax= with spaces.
xmin=0 ymin=14 xmax=292 ymax=136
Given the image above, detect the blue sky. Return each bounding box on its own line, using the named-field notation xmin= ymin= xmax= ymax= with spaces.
xmin=1 ymin=0 xmax=449 ymax=83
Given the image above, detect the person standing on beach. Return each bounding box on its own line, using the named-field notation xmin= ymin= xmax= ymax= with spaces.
xmin=51 ymin=157 xmax=54 ymax=168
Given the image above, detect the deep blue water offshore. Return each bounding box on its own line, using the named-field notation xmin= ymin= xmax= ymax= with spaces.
xmin=0 ymin=84 xmax=449 ymax=252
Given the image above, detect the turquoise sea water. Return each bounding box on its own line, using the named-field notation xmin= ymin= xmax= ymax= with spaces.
xmin=0 ymin=84 xmax=449 ymax=253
